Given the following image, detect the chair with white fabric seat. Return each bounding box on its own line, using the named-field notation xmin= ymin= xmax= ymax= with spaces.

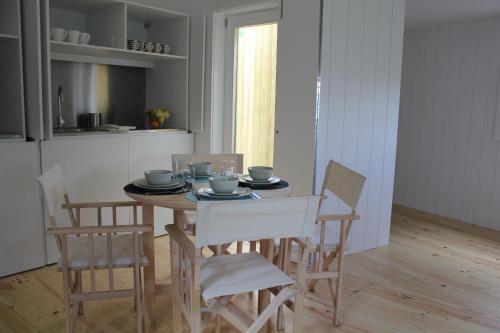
xmin=166 ymin=196 xmax=320 ymax=333
xmin=37 ymin=164 xmax=151 ymax=333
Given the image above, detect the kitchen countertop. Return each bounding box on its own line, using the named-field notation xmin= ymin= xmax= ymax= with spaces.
xmin=52 ymin=128 xmax=187 ymax=137
xmin=0 ymin=131 xmax=23 ymax=140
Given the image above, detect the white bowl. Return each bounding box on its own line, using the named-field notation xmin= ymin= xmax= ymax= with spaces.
xmin=248 ymin=166 xmax=273 ymax=181
xmin=192 ymin=162 xmax=213 ymax=176
xmin=209 ymin=175 xmax=239 ymax=193
xmin=144 ymin=169 xmax=173 ymax=185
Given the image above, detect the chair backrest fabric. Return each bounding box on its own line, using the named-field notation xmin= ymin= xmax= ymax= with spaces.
xmin=195 ymin=196 xmax=320 ymax=247
xmin=37 ymin=163 xmax=66 ymax=225
xmin=171 ymin=154 xmax=244 ymax=174
xmin=323 ymin=160 xmax=366 ymax=210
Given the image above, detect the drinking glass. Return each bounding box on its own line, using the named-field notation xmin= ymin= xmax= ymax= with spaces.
xmin=183 ymin=163 xmax=197 ymax=195
xmin=222 ymin=160 xmax=234 ymax=177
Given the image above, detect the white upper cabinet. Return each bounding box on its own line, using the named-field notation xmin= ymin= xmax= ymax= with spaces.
xmin=40 ymin=0 xmax=192 ymax=136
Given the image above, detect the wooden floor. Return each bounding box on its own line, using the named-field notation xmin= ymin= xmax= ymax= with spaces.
xmin=1 ymin=209 xmax=500 ymax=332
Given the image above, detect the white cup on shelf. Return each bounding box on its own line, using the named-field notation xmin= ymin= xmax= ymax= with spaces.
xmin=66 ymin=30 xmax=80 ymax=43
xmin=50 ymin=28 xmax=67 ymax=42
xmin=154 ymin=43 xmax=162 ymax=53
xmin=79 ymin=32 xmax=91 ymax=45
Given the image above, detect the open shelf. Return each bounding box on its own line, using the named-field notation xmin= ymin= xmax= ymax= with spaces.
xmin=0 ymin=0 xmax=20 ymax=37
xmin=0 ymin=0 xmax=24 ymax=140
xmin=126 ymin=3 xmax=189 ymax=58
xmin=42 ymin=0 xmax=190 ymax=135
xmin=50 ymin=41 xmax=187 ymax=67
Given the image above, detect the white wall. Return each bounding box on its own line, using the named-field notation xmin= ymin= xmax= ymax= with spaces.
xmin=395 ymin=16 xmax=500 ymax=231
xmin=317 ymin=0 xmax=405 ymax=252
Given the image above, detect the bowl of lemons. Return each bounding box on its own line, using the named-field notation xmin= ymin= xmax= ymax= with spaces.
xmin=145 ymin=108 xmax=171 ymax=129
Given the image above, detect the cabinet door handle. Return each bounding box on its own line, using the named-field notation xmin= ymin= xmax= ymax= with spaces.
xmin=275 ymin=130 xmax=280 ymax=134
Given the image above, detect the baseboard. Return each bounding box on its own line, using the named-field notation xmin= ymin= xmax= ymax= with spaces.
xmin=392 ymin=204 xmax=500 ymax=243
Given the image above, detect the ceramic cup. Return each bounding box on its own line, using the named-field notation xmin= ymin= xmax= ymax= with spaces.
xmin=154 ymin=43 xmax=162 ymax=53
xmin=209 ymin=176 xmax=239 ymax=194
xmin=162 ymin=44 xmax=171 ymax=54
xmin=248 ymin=166 xmax=273 ymax=181
xmin=146 ymin=42 xmax=154 ymax=52
xmin=144 ymin=170 xmax=174 ymax=185
xmin=79 ymin=32 xmax=91 ymax=45
xmin=66 ymin=30 xmax=80 ymax=43
xmin=50 ymin=28 xmax=67 ymax=42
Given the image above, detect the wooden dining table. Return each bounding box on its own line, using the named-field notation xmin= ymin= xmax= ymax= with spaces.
xmin=124 ymin=184 xmax=292 ymax=326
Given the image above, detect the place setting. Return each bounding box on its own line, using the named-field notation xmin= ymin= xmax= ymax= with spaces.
xmin=187 ymin=175 xmax=261 ymax=202
xmin=124 ymin=169 xmax=187 ymax=195
xmin=237 ymin=166 xmax=289 ymax=190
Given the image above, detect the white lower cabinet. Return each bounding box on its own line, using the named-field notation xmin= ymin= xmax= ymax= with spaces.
xmin=0 ymin=142 xmax=45 ymax=277
xmin=128 ymin=132 xmax=193 ymax=236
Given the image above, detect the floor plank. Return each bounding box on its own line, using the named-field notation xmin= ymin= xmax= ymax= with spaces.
xmin=0 ymin=210 xmax=499 ymax=332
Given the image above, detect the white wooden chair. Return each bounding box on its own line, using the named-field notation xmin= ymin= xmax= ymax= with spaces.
xmin=171 ymin=153 xmax=250 ymax=253
xmin=37 ymin=164 xmax=151 ymax=333
xmin=166 ymin=196 xmax=320 ymax=333
xmin=298 ymin=160 xmax=366 ymax=326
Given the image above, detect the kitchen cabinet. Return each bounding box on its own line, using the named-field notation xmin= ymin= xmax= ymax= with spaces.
xmin=129 ymin=132 xmax=193 ymax=236
xmin=40 ymin=0 xmax=190 ymax=138
xmin=41 ymin=131 xmax=193 ymax=263
xmin=0 ymin=0 xmax=26 ymax=141
xmin=0 ymin=142 xmax=45 ymax=277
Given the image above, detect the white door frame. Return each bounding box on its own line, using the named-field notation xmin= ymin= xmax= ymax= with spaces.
xmin=210 ymin=2 xmax=280 ymax=153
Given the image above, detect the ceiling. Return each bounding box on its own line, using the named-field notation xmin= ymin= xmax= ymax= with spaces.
xmin=405 ymin=0 xmax=500 ymax=29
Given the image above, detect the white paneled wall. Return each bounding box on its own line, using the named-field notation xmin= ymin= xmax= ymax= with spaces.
xmin=317 ymin=0 xmax=405 ymax=253
xmin=395 ymin=17 xmax=500 ymax=231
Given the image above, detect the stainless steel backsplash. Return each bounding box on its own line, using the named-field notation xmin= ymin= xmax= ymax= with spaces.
xmin=51 ymin=61 xmax=146 ymax=128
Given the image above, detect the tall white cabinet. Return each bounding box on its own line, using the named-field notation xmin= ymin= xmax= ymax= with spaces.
xmin=0 ymin=142 xmax=45 ymax=276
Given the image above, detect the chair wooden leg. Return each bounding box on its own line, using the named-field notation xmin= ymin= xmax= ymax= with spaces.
xmin=76 ymin=271 xmax=84 ymax=315
xmin=277 ymin=239 xmax=289 ymax=331
xmin=333 ymin=221 xmax=347 ymax=326
xmin=293 ymin=245 xmax=307 ymax=333
xmin=215 ymin=315 xmax=222 ymax=333
xmin=134 ymin=266 xmax=143 ymax=333
xmin=62 ymin=270 xmax=72 ymax=333
xmin=190 ymin=276 xmax=202 ymax=333
xmin=169 ymin=237 xmax=183 ymax=333
xmin=257 ymin=239 xmax=274 ymax=333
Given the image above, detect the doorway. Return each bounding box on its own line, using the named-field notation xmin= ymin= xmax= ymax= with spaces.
xmin=234 ymin=23 xmax=278 ymax=170
xmin=222 ymin=7 xmax=279 ymax=170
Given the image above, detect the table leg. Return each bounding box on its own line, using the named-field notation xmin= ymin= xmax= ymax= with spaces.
xmin=258 ymin=238 xmax=274 ymax=333
xmin=142 ymin=204 xmax=155 ymax=322
xmin=171 ymin=210 xmax=185 ymax=332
